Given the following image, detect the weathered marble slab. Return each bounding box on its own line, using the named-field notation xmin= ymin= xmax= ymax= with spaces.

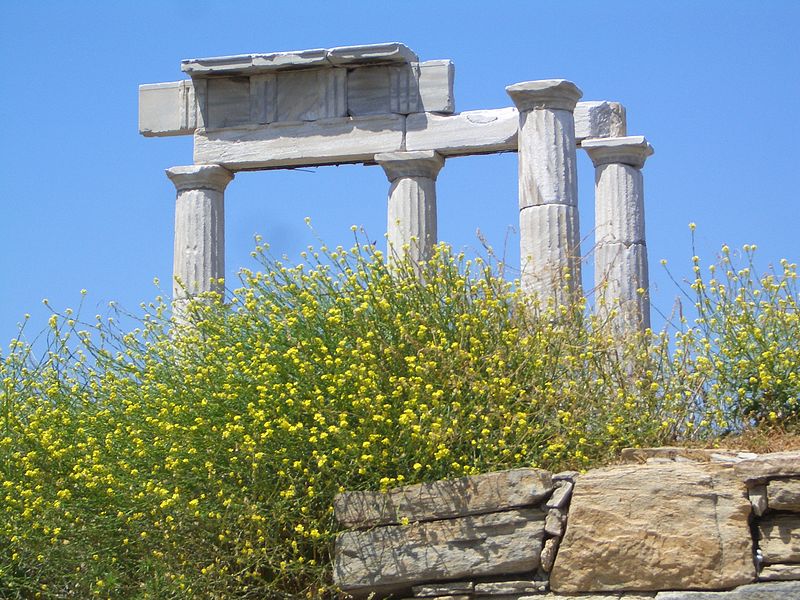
xmin=139 ymin=81 xmax=199 ymax=137
xmin=550 ymin=462 xmax=755 ymax=593
xmin=767 ymin=478 xmax=800 ymax=511
xmin=181 ymin=48 xmax=329 ymax=76
xmin=193 ymin=114 xmax=405 ymax=170
xmin=334 ymin=508 xmax=545 ymax=597
xmin=206 ymin=77 xmax=251 ymax=128
xmin=575 ymin=101 xmax=626 ymax=140
xmin=334 ymin=468 xmax=552 ymax=529
xmin=181 ymin=43 xmax=417 ymax=77
xmin=405 ymin=108 xmax=518 ymax=156
xmin=758 ymin=514 xmax=800 ymax=563
xmin=328 ymin=42 xmax=417 ymax=66
xmin=274 ymin=68 xmax=347 ymax=122
xmin=474 ymin=580 xmax=548 ymax=594
xmin=417 ymin=60 xmax=455 ymax=113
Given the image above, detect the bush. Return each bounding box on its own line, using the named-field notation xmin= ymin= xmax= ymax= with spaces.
xmin=0 ymin=237 xmax=797 ymax=598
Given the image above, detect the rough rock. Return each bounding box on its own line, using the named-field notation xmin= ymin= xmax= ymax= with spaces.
xmin=334 ymin=508 xmax=545 ymax=596
xmin=619 ymin=447 xmax=757 ymax=465
xmin=411 ymin=581 xmax=473 ymax=596
xmin=758 ymin=564 xmax=800 ymax=581
xmin=540 ymin=537 xmax=558 ymax=572
xmin=545 ymin=508 xmax=565 ymax=537
xmin=334 ymin=468 xmax=552 ymax=528
xmin=553 ymin=470 xmax=579 ymax=481
xmin=734 ymin=451 xmax=800 ymax=484
xmin=474 ymin=580 xmax=548 ymax=594
xmin=655 ymin=581 xmax=800 ymax=598
xmin=550 ymin=462 xmax=755 ymax=592
xmin=767 ymin=478 xmax=800 ymax=511
xmin=749 ymin=485 xmax=768 ymax=517
xmin=545 ymin=480 xmax=574 ymax=509
xmin=758 ymin=514 xmax=800 ymax=563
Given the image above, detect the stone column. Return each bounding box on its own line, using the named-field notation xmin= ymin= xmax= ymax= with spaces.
xmin=374 ymin=150 xmax=444 ymax=270
xmin=165 ymin=164 xmax=233 ymax=315
xmin=506 ymin=80 xmax=583 ymax=306
xmin=582 ymin=136 xmax=654 ymax=332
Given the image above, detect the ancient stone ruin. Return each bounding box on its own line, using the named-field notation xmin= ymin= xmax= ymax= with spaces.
xmin=139 ymin=42 xmax=652 ymax=331
xmin=333 ymin=449 xmax=800 ymax=599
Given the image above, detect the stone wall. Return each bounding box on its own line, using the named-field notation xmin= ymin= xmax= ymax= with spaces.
xmin=333 ymin=449 xmax=800 ymax=599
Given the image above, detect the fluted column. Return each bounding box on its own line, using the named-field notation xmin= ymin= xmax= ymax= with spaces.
xmin=582 ymin=136 xmax=654 ymax=332
xmin=375 ymin=150 xmax=444 ymax=271
xmin=165 ymin=164 xmax=233 ymax=315
xmin=506 ymin=80 xmax=583 ymax=306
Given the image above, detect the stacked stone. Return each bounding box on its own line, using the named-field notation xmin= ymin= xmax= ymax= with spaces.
xmin=333 ymin=468 xmax=567 ymax=599
xmin=736 ymin=452 xmax=800 ymax=583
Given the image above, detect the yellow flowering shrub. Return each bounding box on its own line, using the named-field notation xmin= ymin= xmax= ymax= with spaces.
xmin=0 ymin=237 xmax=797 ymax=598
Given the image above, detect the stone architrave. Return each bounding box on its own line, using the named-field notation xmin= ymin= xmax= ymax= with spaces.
xmin=375 ymin=150 xmax=444 ymax=269
xmin=550 ymin=462 xmax=755 ymax=593
xmin=582 ymin=136 xmax=654 ymax=333
xmin=165 ymin=165 xmax=233 ymax=315
xmin=506 ymin=79 xmax=583 ymax=305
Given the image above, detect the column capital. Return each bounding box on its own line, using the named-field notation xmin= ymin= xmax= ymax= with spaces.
xmin=166 ymin=164 xmax=234 ymax=193
xmin=505 ymin=79 xmax=583 ymax=112
xmin=582 ymin=136 xmax=654 ymax=169
xmin=374 ymin=150 xmax=445 ymax=182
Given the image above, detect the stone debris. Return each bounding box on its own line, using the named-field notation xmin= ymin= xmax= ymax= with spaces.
xmin=550 ymin=462 xmax=754 ymax=592
xmin=766 ymin=478 xmax=800 ymax=511
xmin=540 ymin=537 xmax=559 ymax=573
xmin=334 ymin=468 xmax=553 ymax=529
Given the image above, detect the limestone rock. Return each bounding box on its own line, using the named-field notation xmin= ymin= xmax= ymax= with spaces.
xmin=334 ymin=508 xmax=545 ymax=597
xmin=767 ymin=478 xmax=800 ymax=511
xmin=334 ymin=468 xmax=553 ymax=529
xmin=655 ymin=581 xmax=800 ymax=598
xmin=758 ymin=564 xmax=800 ymax=581
xmin=758 ymin=514 xmax=800 ymax=563
xmin=734 ymin=451 xmax=800 ymax=484
xmin=550 ymin=462 xmax=755 ymax=592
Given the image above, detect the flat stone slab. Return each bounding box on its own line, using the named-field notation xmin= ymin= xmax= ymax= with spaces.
xmin=334 ymin=508 xmax=545 ymax=597
xmin=734 ymin=451 xmax=800 ymax=484
xmin=767 ymin=478 xmax=800 ymax=511
xmin=620 ymin=447 xmax=758 ymax=465
xmin=758 ymin=564 xmax=800 ymax=581
xmin=758 ymin=514 xmax=800 ymax=563
xmin=550 ymin=462 xmax=755 ymax=593
xmin=655 ymin=581 xmax=800 ymax=598
xmin=474 ymin=579 xmax=548 ymax=594
xmin=335 ymin=467 xmax=552 ymax=528
xmin=411 ymin=581 xmax=473 ymax=596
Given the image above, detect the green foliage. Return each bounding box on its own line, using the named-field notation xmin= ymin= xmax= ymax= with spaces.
xmin=0 ymin=237 xmax=797 ymax=598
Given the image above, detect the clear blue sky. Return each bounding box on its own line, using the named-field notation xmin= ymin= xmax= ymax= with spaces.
xmin=1 ymin=1 xmax=798 ymax=347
